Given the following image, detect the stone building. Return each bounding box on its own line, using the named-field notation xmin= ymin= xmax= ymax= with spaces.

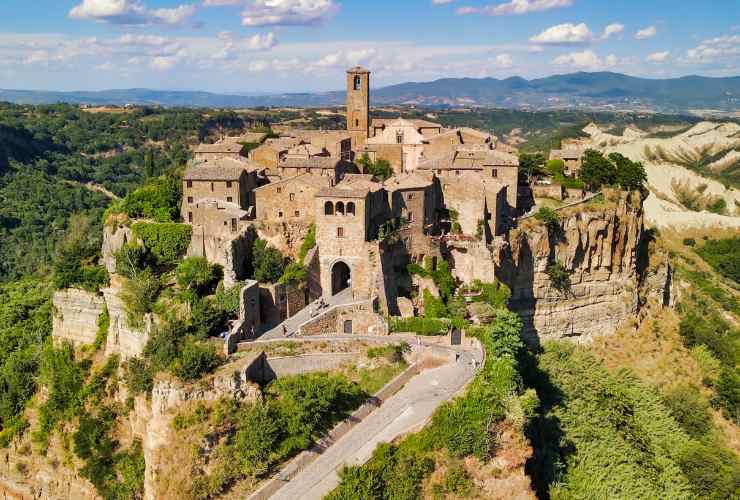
xmin=549 ymin=146 xmax=585 ymax=177
xmin=315 ymin=175 xmax=389 ymax=300
xmin=362 ymin=118 xmax=428 ymax=174
xmin=193 ymin=141 xmax=245 ymax=161
xmin=346 ymin=66 xmax=370 ymax=150
xmin=385 ymin=171 xmax=437 ymax=236
xmin=287 ymin=130 xmax=352 ymax=160
xmin=182 ymin=159 xmax=259 ymax=223
xmin=249 ymin=137 xmax=303 ymax=173
xmin=254 ymin=173 xmax=332 ymax=224
xmin=423 ymin=127 xmax=495 ymax=160
xmin=370 ymin=118 xmax=444 ymax=138
xmin=277 ymin=156 xmax=356 ymax=182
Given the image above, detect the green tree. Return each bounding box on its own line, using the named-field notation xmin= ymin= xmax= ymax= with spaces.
xmin=252 ymin=239 xmax=286 ymax=283
xmin=176 ymin=257 xmax=221 ymax=295
xmin=609 ymin=152 xmax=647 ymax=192
xmin=579 ymin=149 xmax=617 ymax=190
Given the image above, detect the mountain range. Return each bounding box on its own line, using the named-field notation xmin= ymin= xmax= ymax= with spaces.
xmin=2 ymin=72 xmax=739 ymax=113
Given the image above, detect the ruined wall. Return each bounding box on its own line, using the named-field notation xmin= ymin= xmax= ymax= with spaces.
xmin=448 ymin=240 xmax=498 ymax=284
xmin=256 ymin=221 xmax=312 ymax=260
xmin=52 ymin=288 xmax=105 ymax=347
xmin=497 ymin=191 xmax=645 ymax=343
xmin=101 ymin=224 xmax=134 ymax=273
xmin=298 ymin=301 xmax=386 ymax=336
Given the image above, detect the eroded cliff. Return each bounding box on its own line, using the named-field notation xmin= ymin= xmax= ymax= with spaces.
xmin=496 ymin=190 xmax=654 ymax=343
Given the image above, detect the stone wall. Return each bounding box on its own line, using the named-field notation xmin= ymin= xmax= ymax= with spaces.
xmin=52 ymin=288 xmax=105 ymax=348
xmin=297 ymin=301 xmax=386 ymax=336
xmin=498 ymin=191 xmax=645 ymax=343
xmin=448 ymin=240 xmax=498 ymax=284
xmin=531 ymin=183 xmax=563 ymax=200
xmin=256 ymin=221 xmax=312 ymax=260
xmin=101 ymin=224 xmax=134 ymax=273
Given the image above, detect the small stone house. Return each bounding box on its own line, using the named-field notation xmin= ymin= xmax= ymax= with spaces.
xmin=182 ymin=159 xmax=258 ymax=223
xmin=277 ymin=156 xmax=356 ymax=183
xmin=254 ymin=173 xmax=332 ymax=224
xmin=249 ymin=137 xmax=303 ymax=173
xmin=549 ymin=147 xmax=585 ymax=177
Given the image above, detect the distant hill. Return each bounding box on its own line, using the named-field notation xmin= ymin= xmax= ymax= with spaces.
xmin=2 ymin=72 xmax=740 ymax=113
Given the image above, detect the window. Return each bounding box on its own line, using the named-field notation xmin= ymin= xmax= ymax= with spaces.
xmin=188 ymin=212 xmax=193 ymax=223
xmin=294 ymin=211 xmax=300 ymax=217
xmin=336 ymin=201 xmax=345 ymax=215
xmin=346 ymin=202 xmax=356 ymax=216
xmin=226 ymin=181 xmax=232 ymax=188
xmin=396 ymin=131 xmax=404 ymax=144
xmin=337 ymin=227 xmax=344 ymax=238
xmin=355 ymin=119 xmax=359 ymax=127
xmin=324 ymin=201 xmax=334 ymax=215
xmin=491 ymin=169 xmax=498 ymax=178
xmin=277 ymin=187 xmax=282 ymax=194
xmin=227 ymin=196 xmax=233 ymax=203
xmin=407 ymin=193 xmax=414 ymax=200
xmin=187 ymin=196 xmax=193 ymax=204
xmin=354 ymin=75 xmax=361 ymax=90
xmin=210 ymin=182 xmax=214 ymax=191
xmin=278 ymin=211 xmax=283 ymax=218
xmin=408 ymin=212 xmax=414 ymax=223
xmin=289 ymin=193 xmax=295 ymax=201
xmin=186 ymin=180 xmax=193 ymax=188
xmin=455 ymin=170 xmax=460 ymax=176
xmin=231 ymin=218 xmax=237 ymax=232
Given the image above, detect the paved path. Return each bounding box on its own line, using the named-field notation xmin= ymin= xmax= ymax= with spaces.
xmin=268 ymin=347 xmax=481 ymax=500
xmin=259 ymin=289 xmax=355 ymax=340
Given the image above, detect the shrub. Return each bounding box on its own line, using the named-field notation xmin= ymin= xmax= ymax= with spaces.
xmin=132 ymin=222 xmax=192 ymax=265
xmin=111 ymin=175 xmax=181 ymax=222
xmin=389 ymin=316 xmax=449 ymax=336
xmin=188 ymin=297 xmax=230 ymax=338
xmin=120 ymin=269 xmax=160 ymax=328
xmin=172 ymin=340 xmax=220 ymax=381
xmin=534 ymin=207 xmax=560 ymax=232
xmin=214 ymin=282 xmax=242 ymax=317
xmin=114 ymin=243 xmax=150 ymax=279
xmin=714 ymin=368 xmax=740 ymax=425
xmin=662 ymin=385 xmax=712 ymax=438
xmin=297 ymin=224 xmax=316 ymax=264
xmin=546 ymin=261 xmax=570 ymax=292
xmin=683 ymin=237 xmax=696 ymax=247
xmin=52 ymin=215 xmax=108 ymax=292
xmin=545 ymin=158 xmax=565 ymax=178
xmin=252 ymin=239 xmax=286 ymax=283
xmin=278 ymin=262 xmax=307 ymax=285
xmin=423 ymin=289 xmax=447 ymax=319
xmin=176 ymin=256 xmax=221 ymax=295
xmin=93 ymin=306 xmax=109 ymax=351
xmin=696 ymin=237 xmax=740 ymax=285
xmin=125 ymin=357 xmax=154 ymax=395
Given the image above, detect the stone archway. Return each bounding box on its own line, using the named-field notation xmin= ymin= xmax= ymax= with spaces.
xmin=331 ymin=261 xmax=351 ymax=296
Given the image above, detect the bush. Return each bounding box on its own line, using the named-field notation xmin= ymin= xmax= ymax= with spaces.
xmin=252 ymin=239 xmax=286 ymax=283
xmin=662 ymin=385 xmax=712 ymax=438
xmin=172 ymin=340 xmax=220 ymax=381
xmin=132 ymin=222 xmax=192 ymax=265
xmin=423 ymin=289 xmax=447 ymax=319
xmin=389 ymin=316 xmax=449 ymax=336
xmin=278 ymin=262 xmax=307 ymax=285
xmin=189 ymin=296 xmax=230 ymax=339
xmin=52 ymin=214 xmax=108 ymax=292
xmin=546 ymin=262 xmax=570 ymax=292
xmin=111 ymin=175 xmax=181 ymax=222
xmin=534 ymin=207 xmax=560 ymax=232
xmin=125 ymin=357 xmax=154 ymax=395
xmin=297 ymin=224 xmax=316 ymax=264
xmin=176 ymin=257 xmax=221 ymax=295
xmin=696 ymin=237 xmax=740 ymax=285
xmin=93 ymin=306 xmax=109 ymax=351
xmin=120 ymin=269 xmax=160 ymax=328
xmin=683 ymin=237 xmax=696 ymax=247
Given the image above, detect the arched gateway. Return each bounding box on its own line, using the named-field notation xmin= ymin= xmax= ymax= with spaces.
xmin=331 ymin=261 xmax=351 ymax=296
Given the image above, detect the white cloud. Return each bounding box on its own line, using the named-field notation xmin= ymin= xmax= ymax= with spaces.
xmin=646 ymin=51 xmax=669 ymax=63
xmin=241 ymin=0 xmax=339 ymax=27
xmin=530 ymin=23 xmax=593 ymax=45
xmin=203 ymin=0 xmax=242 ymax=5
xmin=602 ymin=23 xmax=624 ymax=40
xmin=456 ymin=0 xmax=572 ymax=16
xmin=150 ymin=56 xmax=179 ymax=71
xmin=116 ymin=34 xmax=170 ymax=47
xmin=635 ymin=25 xmax=657 ymax=40
xmin=69 ymin=0 xmax=196 ymax=25
xmin=244 ymin=32 xmax=277 ymax=50
xmin=686 ymin=35 xmax=740 ymax=63
xmin=552 ymin=49 xmax=617 ymax=68
xmin=495 ymin=53 xmax=513 ymax=67
xmin=432 ymin=0 xmax=455 ymax=4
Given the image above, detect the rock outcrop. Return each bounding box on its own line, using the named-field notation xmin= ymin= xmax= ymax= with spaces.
xmin=52 ymin=288 xmax=105 ymax=347
xmin=102 ymin=277 xmax=152 ymax=360
xmin=497 ymin=191 xmax=646 ymax=343
xmin=142 ymin=359 xmax=262 ymax=500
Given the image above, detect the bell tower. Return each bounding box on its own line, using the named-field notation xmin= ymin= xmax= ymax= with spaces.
xmin=346 ymin=66 xmax=370 ymax=150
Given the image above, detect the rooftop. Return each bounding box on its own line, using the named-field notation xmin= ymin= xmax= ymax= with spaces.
xmin=254 ymin=173 xmax=331 ymax=191
xmin=280 ymin=156 xmax=347 ymax=169
xmin=418 ymin=147 xmax=519 ymax=171
xmin=317 ymin=174 xmax=382 ymax=199
xmin=385 ymin=171 xmax=434 ymax=191
xmin=194 ymin=142 xmax=244 ymax=154
xmin=184 ymin=162 xmax=249 ymax=181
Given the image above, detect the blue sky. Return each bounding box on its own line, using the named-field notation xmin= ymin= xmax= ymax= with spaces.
xmin=0 ymin=0 xmax=738 ymax=92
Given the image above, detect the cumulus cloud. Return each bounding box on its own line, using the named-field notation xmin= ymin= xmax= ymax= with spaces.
xmin=69 ymin=0 xmax=196 ymax=25
xmin=495 ymin=53 xmax=513 ymax=67
xmin=601 ymin=23 xmax=624 ymax=40
xmin=241 ymin=0 xmax=339 ymax=27
xmin=552 ymin=49 xmax=617 ymax=68
xmin=686 ymin=35 xmax=740 ymax=63
xmin=150 ymin=56 xmax=179 ymax=71
xmin=530 ymin=23 xmax=593 ymax=45
xmin=646 ymin=51 xmax=669 ymax=63
xmin=635 ymin=25 xmax=657 ymax=39
xmin=212 ymin=31 xmax=277 ymax=60
xmin=457 ymin=0 xmax=572 ymax=16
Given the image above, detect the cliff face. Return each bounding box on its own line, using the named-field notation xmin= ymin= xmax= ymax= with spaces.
xmin=52 ymin=288 xmax=105 ymax=347
xmin=497 ymin=191 xmax=647 ymax=343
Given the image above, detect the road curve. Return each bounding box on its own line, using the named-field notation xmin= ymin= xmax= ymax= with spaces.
xmin=268 ymin=348 xmax=480 ymax=500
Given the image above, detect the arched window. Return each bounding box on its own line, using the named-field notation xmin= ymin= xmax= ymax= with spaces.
xmin=354 ymin=75 xmax=361 ymax=90
xmin=324 ymin=201 xmax=334 ymax=215
xmin=396 ymin=131 xmax=404 ymax=144
xmin=346 ymin=202 xmax=356 ymax=216
xmin=355 ymin=119 xmax=359 ymax=127
xmin=336 ymin=201 xmax=345 ymax=215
